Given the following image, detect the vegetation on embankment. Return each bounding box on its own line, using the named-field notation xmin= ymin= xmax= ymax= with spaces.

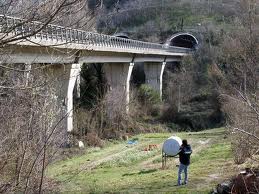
xmin=47 ymin=128 xmax=237 ymax=193
xmin=88 ymin=0 xmax=258 ymax=133
xmin=79 ymin=0 xmax=253 ymax=133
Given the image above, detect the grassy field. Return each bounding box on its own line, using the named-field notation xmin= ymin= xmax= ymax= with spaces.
xmin=47 ymin=128 xmax=238 ymax=193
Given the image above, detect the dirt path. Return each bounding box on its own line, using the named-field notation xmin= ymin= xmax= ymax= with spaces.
xmin=81 ymin=139 xmax=170 ymax=171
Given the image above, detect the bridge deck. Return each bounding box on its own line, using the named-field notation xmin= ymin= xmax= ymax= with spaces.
xmin=0 ymin=15 xmax=191 ymax=57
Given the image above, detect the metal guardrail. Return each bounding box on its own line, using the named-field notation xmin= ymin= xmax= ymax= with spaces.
xmin=0 ymin=15 xmax=191 ymax=53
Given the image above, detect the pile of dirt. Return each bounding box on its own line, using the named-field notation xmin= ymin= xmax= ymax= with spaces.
xmin=212 ymin=168 xmax=259 ymax=194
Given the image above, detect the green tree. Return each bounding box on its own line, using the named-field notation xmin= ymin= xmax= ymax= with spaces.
xmin=79 ymin=64 xmax=107 ymax=109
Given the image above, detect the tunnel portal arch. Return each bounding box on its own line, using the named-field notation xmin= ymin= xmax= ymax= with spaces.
xmin=165 ymin=33 xmax=198 ymax=49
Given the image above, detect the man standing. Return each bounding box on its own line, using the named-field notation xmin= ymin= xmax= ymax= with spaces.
xmin=177 ymin=139 xmax=192 ymax=186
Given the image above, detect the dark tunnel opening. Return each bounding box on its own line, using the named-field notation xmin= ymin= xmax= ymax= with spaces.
xmin=166 ymin=33 xmax=198 ymax=49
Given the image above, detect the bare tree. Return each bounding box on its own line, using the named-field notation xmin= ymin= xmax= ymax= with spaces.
xmin=216 ymin=0 xmax=259 ymax=164
xmin=0 ymin=65 xmax=70 ymax=193
xmin=0 ymin=1 xmax=99 ymax=193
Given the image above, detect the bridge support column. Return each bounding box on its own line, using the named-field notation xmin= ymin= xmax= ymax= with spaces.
xmin=67 ymin=63 xmax=81 ymax=132
xmin=24 ymin=63 xmax=32 ymax=86
xmin=76 ymin=71 xmax=81 ymax=98
xmin=144 ymin=62 xmax=166 ymax=99
xmin=103 ymin=62 xmax=134 ymax=114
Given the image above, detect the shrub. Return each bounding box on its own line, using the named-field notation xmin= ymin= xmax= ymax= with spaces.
xmin=85 ymin=132 xmax=104 ymax=148
xmin=138 ymin=84 xmax=160 ymax=104
xmin=137 ymin=84 xmax=161 ymax=116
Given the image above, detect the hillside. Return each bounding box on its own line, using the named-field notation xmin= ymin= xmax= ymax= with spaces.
xmin=96 ymin=0 xmax=245 ymax=39
xmin=83 ymin=0 xmax=258 ymax=131
xmin=80 ymin=0 xmax=231 ymax=131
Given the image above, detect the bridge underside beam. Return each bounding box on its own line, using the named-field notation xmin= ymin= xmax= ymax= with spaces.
xmin=2 ymin=45 xmax=182 ymax=64
xmin=134 ymin=56 xmax=180 ymax=63
xmin=1 ymin=46 xmax=75 ymax=64
xmin=78 ymin=51 xmax=182 ymax=63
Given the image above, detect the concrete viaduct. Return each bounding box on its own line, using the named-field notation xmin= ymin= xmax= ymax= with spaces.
xmin=0 ymin=15 xmax=198 ymax=132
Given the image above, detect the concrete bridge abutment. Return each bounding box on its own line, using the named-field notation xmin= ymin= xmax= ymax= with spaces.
xmin=144 ymin=62 xmax=166 ymax=99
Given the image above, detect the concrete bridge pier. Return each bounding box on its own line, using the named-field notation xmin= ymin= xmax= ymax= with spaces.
xmin=24 ymin=64 xmax=32 ymax=86
xmin=67 ymin=63 xmax=82 ymax=132
xmin=144 ymin=62 xmax=166 ymax=99
xmin=40 ymin=63 xmax=81 ymax=145
xmin=43 ymin=63 xmax=81 ymax=133
xmin=103 ymin=62 xmax=134 ymax=114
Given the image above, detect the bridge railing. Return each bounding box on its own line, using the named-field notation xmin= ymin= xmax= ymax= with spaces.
xmin=0 ymin=15 xmax=191 ymax=53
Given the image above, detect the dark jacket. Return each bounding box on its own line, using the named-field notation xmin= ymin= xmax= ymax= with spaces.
xmin=179 ymin=144 xmax=192 ymax=165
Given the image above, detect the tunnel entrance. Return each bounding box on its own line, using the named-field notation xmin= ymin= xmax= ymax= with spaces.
xmin=165 ymin=33 xmax=198 ymax=49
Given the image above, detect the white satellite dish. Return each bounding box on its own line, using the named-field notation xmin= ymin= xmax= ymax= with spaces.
xmin=162 ymin=136 xmax=182 ymax=156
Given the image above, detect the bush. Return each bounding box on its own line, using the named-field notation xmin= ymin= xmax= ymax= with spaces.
xmin=137 ymin=84 xmax=161 ymax=116
xmin=166 ymin=123 xmax=181 ymax=132
xmin=162 ymin=93 xmax=225 ymax=131
xmin=85 ymin=132 xmax=104 ymax=147
xmin=138 ymin=84 xmax=161 ymax=105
